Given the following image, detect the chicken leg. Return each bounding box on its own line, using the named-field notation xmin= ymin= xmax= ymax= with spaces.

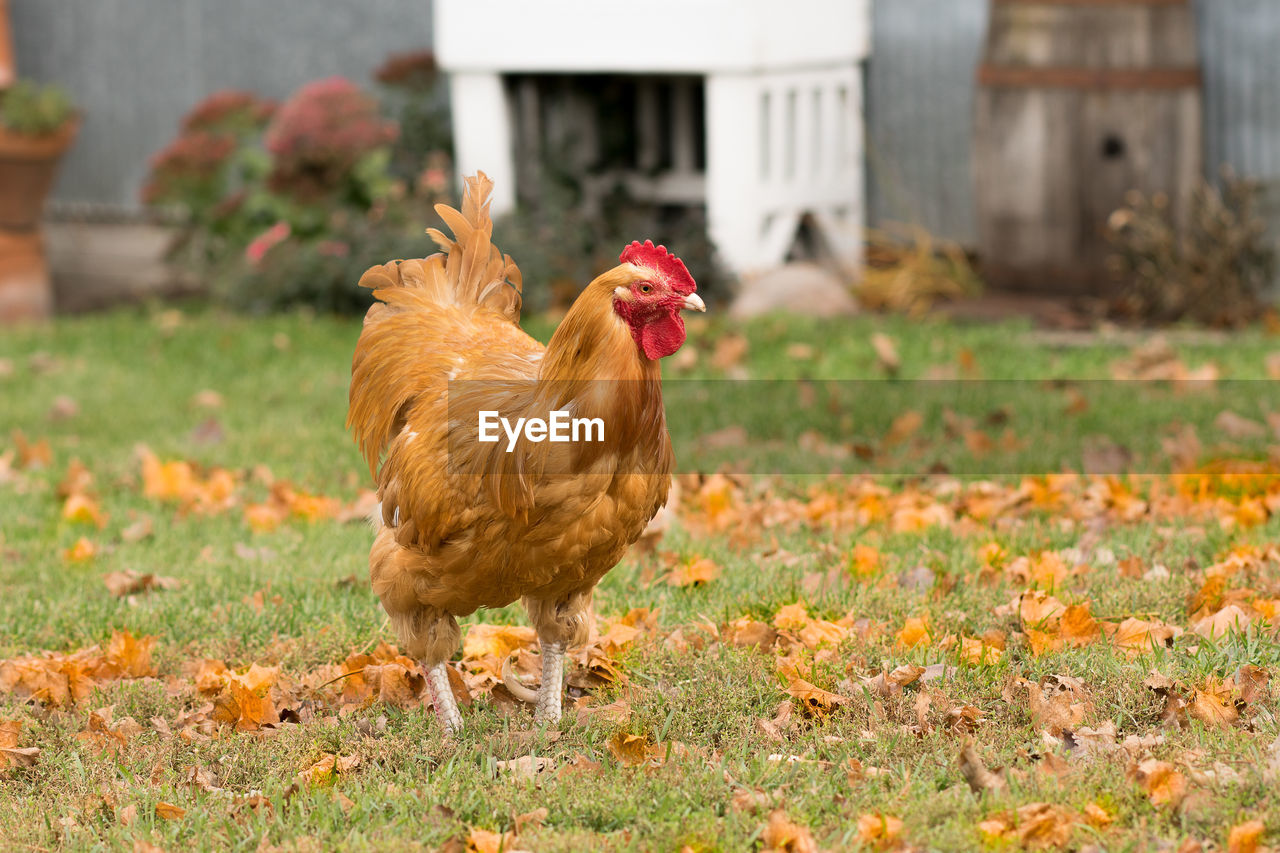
xmin=425 ymin=661 xmax=463 ymax=733
xmin=533 ymin=642 xmax=566 ymax=723
xmin=520 ymin=591 xmax=592 ymax=725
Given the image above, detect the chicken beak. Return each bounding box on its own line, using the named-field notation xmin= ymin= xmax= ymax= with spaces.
xmin=681 ymin=293 xmax=706 ymax=312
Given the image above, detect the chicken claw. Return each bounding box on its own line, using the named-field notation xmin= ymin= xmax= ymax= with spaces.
xmin=425 ymin=662 xmax=463 ymax=733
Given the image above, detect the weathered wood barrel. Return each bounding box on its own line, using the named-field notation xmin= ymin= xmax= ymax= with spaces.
xmin=973 ymin=0 xmax=1202 ymax=293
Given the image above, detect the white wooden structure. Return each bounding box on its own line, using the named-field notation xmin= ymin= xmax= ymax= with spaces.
xmin=434 ymin=0 xmax=871 ymax=277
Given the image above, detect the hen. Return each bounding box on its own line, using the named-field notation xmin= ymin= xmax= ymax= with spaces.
xmin=347 ymin=172 xmax=703 ymax=731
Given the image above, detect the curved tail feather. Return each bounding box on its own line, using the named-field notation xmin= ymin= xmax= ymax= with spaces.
xmin=357 ymin=171 xmax=523 ymax=322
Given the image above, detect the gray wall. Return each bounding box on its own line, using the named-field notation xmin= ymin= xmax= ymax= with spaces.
xmin=10 ymin=0 xmax=432 ymax=208
xmin=11 ymin=0 xmax=1280 ymax=243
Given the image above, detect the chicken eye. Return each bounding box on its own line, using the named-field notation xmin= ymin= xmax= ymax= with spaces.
xmin=638 ymin=284 xmax=652 ymax=294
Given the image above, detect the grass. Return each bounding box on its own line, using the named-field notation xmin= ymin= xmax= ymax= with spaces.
xmin=2 ymin=305 xmax=1280 ymax=851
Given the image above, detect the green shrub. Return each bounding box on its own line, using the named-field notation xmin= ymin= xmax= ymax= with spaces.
xmin=0 ymin=80 xmax=76 ymax=135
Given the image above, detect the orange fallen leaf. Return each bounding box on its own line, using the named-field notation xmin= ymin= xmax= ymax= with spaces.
xmin=154 ymin=801 xmax=186 ymax=820
xmin=761 ymin=809 xmax=818 ymax=853
xmin=462 ymin=624 xmax=537 ymax=661
xmin=895 ymin=615 xmax=931 ymax=649
xmin=296 ymin=753 xmax=360 ymax=787
xmin=784 ymin=678 xmax=848 ymax=718
xmin=0 ymin=719 xmax=39 ymax=770
xmin=773 ymin=602 xmax=810 ymax=632
xmin=1108 ymin=617 xmax=1179 ymax=658
xmin=849 ymin=544 xmax=882 ymax=577
xmin=62 ymin=494 xmax=106 ymax=527
xmin=856 ymin=812 xmax=904 ymax=849
xmin=1189 ymin=679 xmax=1241 ymax=728
xmin=1227 ymin=819 xmax=1266 ymax=853
xmin=607 ymin=732 xmax=652 ymax=768
xmin=978 ymin=802 xmax=1076 ymax=848
xmin=667 ymin=556 xmax=721 ymax=587
xmin=1129 ymin=758 xmax=1187 ymax=807
xmin=63 ymin=537 xmax=97 ymax=563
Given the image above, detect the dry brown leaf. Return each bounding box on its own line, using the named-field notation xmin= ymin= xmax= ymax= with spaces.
xmin=856 ymin=812 xmax=904 ymax=849
xmin=103 ymin=570 xmax=179 ymax=598
xmin=296 ymin=753 xmax=360 ymax=787
xmin=1129 ymin=758 xmax=1187 ymax=807
xmin=871 ymin=333 xmax=900 ymax=375
xmin=978 ymin=802 xmax=1077 ymax=849
xmin=784 ymin=678 xmax=849 ymax=718
xmin=1189 ymin=679 xmax=1241 ymax=728
xmin=1108 ymin=617 xmax=1179 ymax=657
xmin=757 ymin=701 xmax=794 ymax=742
xmin=1227 ymin=820 xmax=1266 ymax=853
xmin=154 ymin=801 xmax=186 ymax=820
xmin=1233 ymin=665 xmax=1270 ymax=705
xmin=725 ymin=617 xmax=778 ymax=652
xmin=607 ymin=732 xmax=652 ymax=768
xmin=1193 ymin=604 xmax=1251 ymax=640
xmin=557 ymin=753 xmax=603 ymax=779
xmin=761 ymin=809 xmax=818 ymax=853
xmin=884 ymin=411 xmax=924 ymax=447
xmin=667 ymin=556 xmax=721 ymax=587
xmin=0 ymin=719 xmax=39 ymax=770
xmin=959 ymin=742 xmax=1005 ymax=793
xmin=895 ymin=615 xmax=931 ymax=648
xmin=495 ymin=755 xmax=552 ymax=781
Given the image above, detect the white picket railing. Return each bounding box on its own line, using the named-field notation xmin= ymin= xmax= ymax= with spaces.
xmin=436 ymin=0 xmax=871 ymax=277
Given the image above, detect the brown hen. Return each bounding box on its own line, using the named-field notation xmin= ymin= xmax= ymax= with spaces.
xmin=347 ymin=172 xmax=703 ymax=730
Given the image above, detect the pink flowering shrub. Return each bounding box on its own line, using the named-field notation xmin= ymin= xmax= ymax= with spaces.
xmin=264 ymin=77 xmax=398 ymax=199
xmin=140 ymin=131 xmax=238 ymax=206
xmin=141 ymin=68 xmax=453 ymax=312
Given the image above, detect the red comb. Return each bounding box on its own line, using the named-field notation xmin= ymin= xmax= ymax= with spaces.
xmin=620 ymin=240 xmax=696 ymax=294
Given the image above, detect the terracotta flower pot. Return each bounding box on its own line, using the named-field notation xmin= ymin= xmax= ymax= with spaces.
xmin=0 ymin=119 xmax=79 ymax=322
xmin=0 ymin=118 xmax=79 ymax=230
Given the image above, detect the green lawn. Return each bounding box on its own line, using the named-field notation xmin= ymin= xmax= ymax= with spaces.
xmin=2 ymin=306 xmax=1280 ymax=851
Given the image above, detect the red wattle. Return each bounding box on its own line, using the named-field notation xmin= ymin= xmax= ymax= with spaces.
xmin=639 ymin=311 xmax=686 ymax=360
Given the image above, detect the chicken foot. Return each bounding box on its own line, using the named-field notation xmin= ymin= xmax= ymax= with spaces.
xmin=424 ymin=661 xmax=463 ymax=733
xmin=499 ymin=643 xmax=566 ymax=725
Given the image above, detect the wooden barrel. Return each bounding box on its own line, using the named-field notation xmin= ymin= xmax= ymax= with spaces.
xmin=973 ymin=0 xmax=1202 ymax=294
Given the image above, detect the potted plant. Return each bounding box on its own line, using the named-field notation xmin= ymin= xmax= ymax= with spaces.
xmin=0 ymin=80 xmax=79 ymax=229
xmin=0 ymin=75 xmax=78 ymax=322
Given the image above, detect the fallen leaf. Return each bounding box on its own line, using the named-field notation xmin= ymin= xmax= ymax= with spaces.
xmin=1227 ymin=820 xmax=1266 ymax=853
xmin=0 ymin=719 xmax=39 ymax=770
xmin=895 ymin=615 xmax=931 ymax=648
xmin=103 ymin=570 xmax=179 ymax=598
xmin=154 ymin=801 xmax=186 ymax=820
xmin=871 ymin=333 xmax=900 ymax=375
xmin=959 ymin=742 xmax=1005 ymax=793
xmin=761 ymin=809 xmax=818 ymax=853
xmin=856 ymin=812 xmax=904 ymax=849
xmin=667 ymin=556 xmax=720 ymax=588
xmin=1129 ymin=758 xmax=1187 ymax=807
xmin=495 ymin=755 xmax=552 ymax=781
xmin=1189 ymin=679 xmax=1240 ymax=728
xmin=784 ymin=678 xmax=849 ymax=718
xmin=63 ymin=537 xmax=97 ymax=563
xmin=607 ymin=732 xmax=652 ymax=768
